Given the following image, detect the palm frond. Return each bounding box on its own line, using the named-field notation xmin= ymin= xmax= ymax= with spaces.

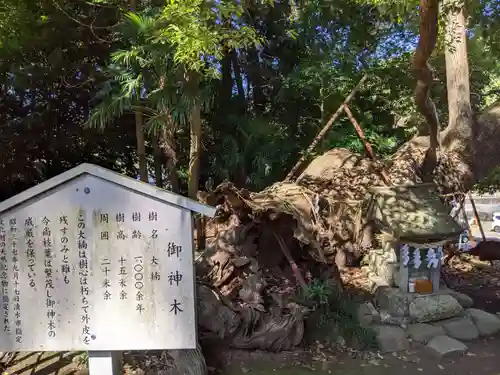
xmin=119 ymin=11 xmax=158 ymax=42
xmin=120 ymin=72 xmax=143 ymax=99
xmin=85 ymin=94 xmax=133 ymax=130
xmin=144 ymin=114 xmax=169 ymax=136
xmin=111 ymin=48 xmax=150 ymax=69
xmin=124 ymin=11 xmax=157 ymax=34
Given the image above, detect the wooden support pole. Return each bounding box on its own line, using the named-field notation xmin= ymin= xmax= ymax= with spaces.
xmin=459 ymin=198 xmax=473 ymax=236
xmin=343 ymin=104 xmax=392 ymax=186
xmin=343 ymin=105 xmax=376 ymax=159
xmin=274 ymin=233 xmax=307 ymax=289
xmin=285 ymin=75 xmax=368 ymax=182
xmin=468 ymin=193 xmax=486 ymax=241
xmin=468 ymin=193 xmax=494 ymax=266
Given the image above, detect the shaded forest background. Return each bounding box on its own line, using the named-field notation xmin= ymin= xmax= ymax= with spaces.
xmin=0 ymin=0 xmax=499 ymax=201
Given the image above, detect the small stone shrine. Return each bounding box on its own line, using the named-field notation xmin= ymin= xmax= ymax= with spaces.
xmin=358 ymin=184 xmax=500 ymax=356
xmin=358 ymin=184 xmax=500 ymax=357
xmin=362 ymin=183 xmax=463 ymax=293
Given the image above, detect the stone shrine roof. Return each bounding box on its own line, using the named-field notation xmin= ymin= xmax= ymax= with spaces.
xmin=364 ymin=183 xmax=463 ymax=244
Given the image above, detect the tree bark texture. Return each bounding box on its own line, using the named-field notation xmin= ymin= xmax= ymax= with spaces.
xmin=246 ymin=48 xmax=266 ymax=115
xmin=135 ymin=111 xmax=148 ymax=183
xmin=158 ymin=126 xmax=180 ymax=193
xmin=152 ymin=134 xmax=163 ymax=188
xmin=186 ymin=72 xmax=201 ymax=201
xmin=412 ymin=0 xmax=441 ymax=180
xmin=220 ymin=50 xmax=233 ymax=104
xmin=230 ymin=49 xmax=246 ymax=104
xmin=185 ymin=71 xmax=205 ymax=252
xmin=441 ymin=0 xmax=474 ymax=186
xmin=130 ymin=0 xmax=148 ymax=184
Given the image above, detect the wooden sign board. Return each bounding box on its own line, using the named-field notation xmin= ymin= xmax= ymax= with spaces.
xmin=0 ymin=164 xmax=215 ymax=352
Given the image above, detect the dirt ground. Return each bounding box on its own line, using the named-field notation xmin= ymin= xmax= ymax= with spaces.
xmin=215 ymin=334 xmax=500 ymax=375
xmin=3 ymin=255 xmax=500 ymax=375
xmin=217 ymin=255 xmax=500 ymax=375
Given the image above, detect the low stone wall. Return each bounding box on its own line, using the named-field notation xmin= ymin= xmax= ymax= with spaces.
xmin=358 ymin=272 xmax=500 ymax=357
xmin=375 ymin=286 xmax=467 ymax=323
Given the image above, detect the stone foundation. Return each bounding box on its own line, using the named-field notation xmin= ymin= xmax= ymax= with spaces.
xmin=367 ymin=270 xmax=473 ymax=321
xmin=358 ymin=272 xmax=500 ymax=355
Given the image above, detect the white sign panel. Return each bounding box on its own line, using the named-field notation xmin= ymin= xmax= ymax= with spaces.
xmin=0 ymin=173 xmax=196 ymax=351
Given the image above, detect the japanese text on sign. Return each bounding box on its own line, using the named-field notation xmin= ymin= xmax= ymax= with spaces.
xmin=0 ymin=194 xmax=195 ymax=351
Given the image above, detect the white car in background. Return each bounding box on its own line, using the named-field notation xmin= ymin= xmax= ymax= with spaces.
xmin=491 ymin=212 xmax=500 ymax=232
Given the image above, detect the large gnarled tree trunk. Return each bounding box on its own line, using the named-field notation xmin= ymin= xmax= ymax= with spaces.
xmin=159 ymin=2 xmax=500 ymax=374
xmin=191 ymin=0 xmax=500 ymax=356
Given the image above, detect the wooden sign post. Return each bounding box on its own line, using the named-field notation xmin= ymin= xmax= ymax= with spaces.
xmin=0 ymin=163 xmax=216 ymax=375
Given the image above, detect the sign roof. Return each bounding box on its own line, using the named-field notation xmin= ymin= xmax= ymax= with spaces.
xmin=0 ymin=163 xmax=216 ymax=217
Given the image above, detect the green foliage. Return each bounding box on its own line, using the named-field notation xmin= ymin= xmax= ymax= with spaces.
xmin=0 ymin=0 xmax=137 ymax=200
xmin=156 ymin=0 xmax=263 ymax=77
xmin=1 ymin=0 xmax=500 ymax=196
xmin=298 ymin=279 xmax=377 ymax=349
xmin=73 ymin=352 xmax=89 ymax=369
xmin=86 ymin=9 xmax=191 ymax=133
xmin=87 ymin=0 xmax=264 ymax=137
xmin=0 ymin=0 xmax=37 ymax=49
xmin=351 ymin=0 xmax=419 ymax=26
xmin=474 ymin=167 xmax=500 ymax=194
xmin=207 ymin=116 xmax=295 ymax=189
xmin=87 ymin=70 xmax=135 ymax=131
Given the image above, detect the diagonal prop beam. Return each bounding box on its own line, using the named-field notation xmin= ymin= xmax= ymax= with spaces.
xmin=343 ymin=104 xmax=392 ymax=186
xmin=285 ymin=75 xmax=368 ymax=182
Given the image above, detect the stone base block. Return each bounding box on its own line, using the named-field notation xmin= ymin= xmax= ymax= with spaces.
xmin=372 ymin=286 xmax=464 ymax=323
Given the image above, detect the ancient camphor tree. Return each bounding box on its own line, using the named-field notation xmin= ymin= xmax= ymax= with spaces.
xmin=192 ymin=0 xmax=500 ymax=358
xmin=3 ymin=0 xmax=498 ymax=373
